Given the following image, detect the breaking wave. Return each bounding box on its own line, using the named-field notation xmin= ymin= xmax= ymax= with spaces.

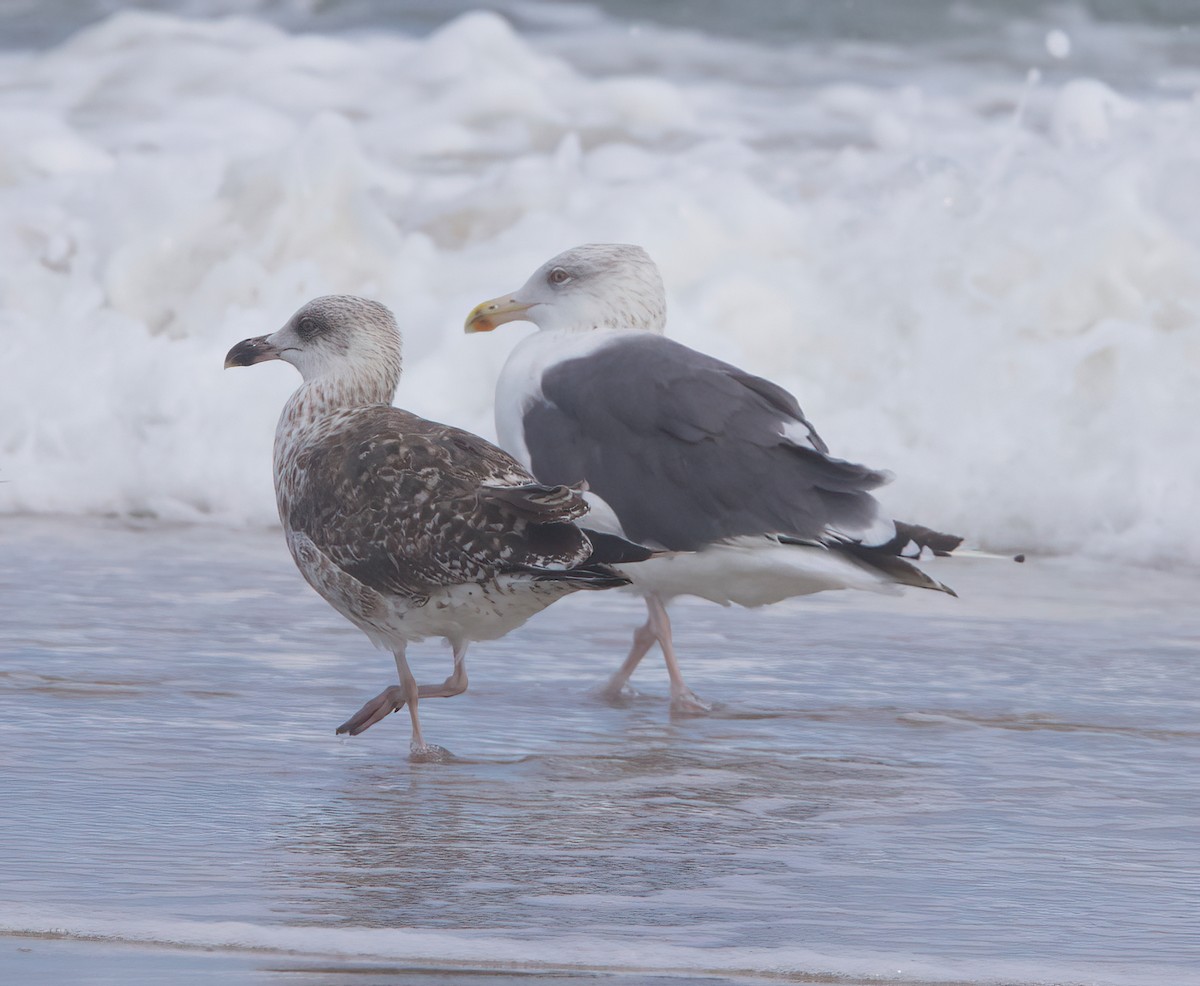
xmin=1 ymin=6 xmax=1197 ymax=566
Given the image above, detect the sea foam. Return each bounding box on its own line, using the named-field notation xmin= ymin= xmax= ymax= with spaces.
xmin=0 ymin=9 xmax=1197 ymax=566
xmin=0 ymin=902 xmax=1187 ymax=986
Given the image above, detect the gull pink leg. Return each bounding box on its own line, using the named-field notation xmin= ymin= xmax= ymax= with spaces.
xmin=601 ymin=602 xmax=658 ymax=701
xmin=390 ymin=648 xmax=427 ymax=753
xmin=645 ymin=594 xmax=712 ymax=714
xmin=337 ymin=642 xmax=472 ymax=741
xmin=418 ymin=642 xmax=469 ymax=699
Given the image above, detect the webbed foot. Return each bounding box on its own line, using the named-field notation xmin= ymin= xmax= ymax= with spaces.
xmin=597 ymin=681 xmax=641 ymax=707
xmin=336 ymin=685 xmax=407 ymax=736
xmin=669 ymin=687 xmax=714 ymax=716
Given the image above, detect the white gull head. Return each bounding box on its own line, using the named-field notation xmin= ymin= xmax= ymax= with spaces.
xmin=465 ymin=243 xmax=666 ymax=335
xmin=225 ymin=295 xmax=403 ymax=407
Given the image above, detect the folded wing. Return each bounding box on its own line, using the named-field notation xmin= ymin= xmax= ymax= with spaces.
xmin=522 ymin=334 xmax=890 ymax=551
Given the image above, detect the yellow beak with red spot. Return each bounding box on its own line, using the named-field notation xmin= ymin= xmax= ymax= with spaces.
xmin=464 ymin=296 xmax=534 ymax=333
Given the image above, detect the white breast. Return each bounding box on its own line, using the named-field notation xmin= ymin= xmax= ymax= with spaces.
xmin=494 ymin=328 xmax=648 ymax=469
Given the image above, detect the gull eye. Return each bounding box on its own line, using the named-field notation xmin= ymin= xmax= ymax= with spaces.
xmin=548 ymin=267 xmax=570 ymax=285
xmin=296 ymin=316 xmax=320 ymax=340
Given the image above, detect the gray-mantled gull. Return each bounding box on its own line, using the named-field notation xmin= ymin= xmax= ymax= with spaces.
xmin=225 ymin=294 xmax=652 ymax=758
xmin=465 ymin=244 xmax=960 ymax=713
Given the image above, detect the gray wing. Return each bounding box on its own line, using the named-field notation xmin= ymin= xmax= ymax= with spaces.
xmin=286 ymin=407 xmax=595 ymax=599
xmin=523 ymin=335 xmax=888 ymax=551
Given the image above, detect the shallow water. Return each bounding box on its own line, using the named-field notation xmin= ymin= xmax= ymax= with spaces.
xmin=2 ymin=518 xmax=1198 ymax=984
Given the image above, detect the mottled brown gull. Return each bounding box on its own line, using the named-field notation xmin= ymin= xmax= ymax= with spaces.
xmin=466 ymin=244 xmax=960 ymax=713
xmin=225 ymin=294 xmax=650 ymax=759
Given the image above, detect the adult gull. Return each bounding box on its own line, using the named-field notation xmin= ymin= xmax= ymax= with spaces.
xmin=466 ymin=244 xmax=960 ymax=712
xmin=225 ymin=294 xmax=651 ymax=758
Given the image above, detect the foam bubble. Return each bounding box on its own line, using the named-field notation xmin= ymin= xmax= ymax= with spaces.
xmin=1046 ymin=29 xmax=1072 ymax=59
xmin=0 ymin=902 xmax=1186 ymax=986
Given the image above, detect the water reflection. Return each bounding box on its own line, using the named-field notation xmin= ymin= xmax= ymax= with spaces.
xmin=2 ymin=520 xmax=1200 ymax=981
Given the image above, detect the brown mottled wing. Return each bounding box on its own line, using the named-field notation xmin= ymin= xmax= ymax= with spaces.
xmin=285 ymin=407 xmax=593 ymax=600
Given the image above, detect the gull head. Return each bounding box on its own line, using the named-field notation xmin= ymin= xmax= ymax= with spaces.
xmin=465 ymin=243 xmax=666 ymax=335
xmin=225 ymin=295 xmax=403 ymax=398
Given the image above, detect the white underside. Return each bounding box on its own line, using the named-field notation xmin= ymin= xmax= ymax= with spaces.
xmin=495 ymin=327 xmax=650 ymax=467
xmin=623 ymin=536 xmax=899 ymax=607
xmin=370 ymin=578 xmax=570 ymax=648
xmin=569 ymin=490 xmax=900 ymax=608
xmin=287 ymin=530 xmax=571 ymax=652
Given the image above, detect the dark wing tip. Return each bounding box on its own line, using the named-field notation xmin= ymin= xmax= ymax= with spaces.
xmin=579 ymin=528 xmax=657 ymax=565
xmin=890 ymin=521 xmax=965 ymax=558
xmin=531 ymin=564 xmax=632 ymax=590
xmin=830 ymin=538 xmax=957 ymax=596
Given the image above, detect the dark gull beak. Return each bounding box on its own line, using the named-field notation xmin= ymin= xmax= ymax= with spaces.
xmin=464 ymin=295 xmax=533 ymax=333
xmin=224 ymin=335 xmax=281 ymax=368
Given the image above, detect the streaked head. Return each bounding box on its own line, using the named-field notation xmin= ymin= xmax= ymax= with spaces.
xmin=224 ymin=295 xmax=403 ymax=398
xmin=465 ymin=243 xmax=666 ymax=335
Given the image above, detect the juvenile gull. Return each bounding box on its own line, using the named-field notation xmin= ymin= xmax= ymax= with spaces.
xmin=466 ymin=244 xmax=960 ymax=712
xmin=225 ymin=295 xmax=650 ymax=758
